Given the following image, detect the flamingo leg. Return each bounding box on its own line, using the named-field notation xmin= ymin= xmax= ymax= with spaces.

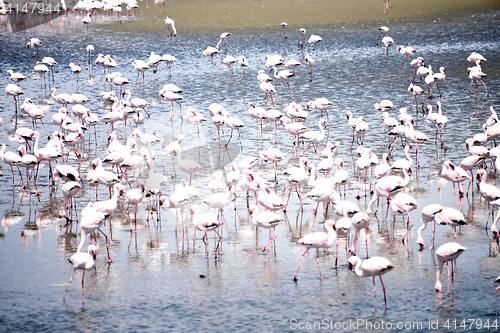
xmin=293 ymin=248 xmax=309 ymax=281
xmin=62 ymin=269 xmax=77 ymax=302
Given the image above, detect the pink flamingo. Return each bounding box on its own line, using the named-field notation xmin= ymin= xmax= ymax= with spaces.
xmin=365 ymin=168 xmax=410 ymax=215
xmin=390 ymin=192 xmax=418 ymax=243
xmin=62 ymin=245 xmax=96 ymax=304
xmin=259 ymin=147 xmax=285 ymax=183
xmin=435 ymin=242 xmax=466 ymax=292
xmin=376 ymin=26 xmax=389 ymax=45
xmin=476 ymin=169 xmax=500 ymax=230
xmin=271 ymin=66 xmax=294 ymax=95
xmin=398 ymin=45 xmax=415 ymax=68
xmin=294 ymin=219 xmax=337 ymax=281
xmin=260 ymin=81 xmax=276 ymax=110
xmin=434 ymin=207 xmax=467 ymax=239
xmin=298 ymin=28 xmax=306 ymax=47
xmin=282 ymin=116 xmax=309 ymax=157
xmin=280 ymin=22 xmax=287 ymax=39
xmin=216 ymin=32 xmax=231 ymax=51
xmin=416 ymin=204 xmax=443 ymax=250
xmin=381 ymin=36 xmax=394 ymax=55
xmin=348 ymin=256 xmax=395 ymax=309
xmin=203 ymin=46 xmax=220 ymax=72
xmin=306 ymin=54 xmax=316 ymax=81
xmin=441 ymin=160 xmax=471 ymax=198
xmin=249 ymin=204 xmax=284 ymax=253
xmin=7 ymin=70 xmax=27 ymax=85
xmin=306 ymin=98 xmax=333 ymax=126
xmin=5 ymin=83 xmax=24 ymax=117
xmin=191 ymin=204 xmax=223 ymax=258
xmin=0 ymin=144 xmax=23 ymax=188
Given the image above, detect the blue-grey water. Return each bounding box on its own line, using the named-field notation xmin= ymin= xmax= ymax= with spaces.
xmin=0 ymin=9 xmax=500 ymax=333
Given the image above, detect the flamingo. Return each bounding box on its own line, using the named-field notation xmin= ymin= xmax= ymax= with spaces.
xmin=165 ymin=134 xmax=183 ymax=177
xmin=299 ymin=118 xmax=326 ymax=155
xmin=476 ymin=169 xmax=500 ymax=229
xmin=249 ymin=204 xmax=284 ymax=253
xmin=176 ymin=147 xmax=203 ymax=185
xmin=381 ymin=36 xmax=394 ymax=55
xmin=34 ymin=62 xmax=49 ymax=89
xmin=160 ymin=88 xmax=183 ymax=119
xmin=61 ymin=181 xmax=83 ymax=220
xmin=376 ymin=26 xmax=389 ymax=45
xmin=17 ymin=145 xmax=38 ymax=189
xmin=280 ymin=22 xmax=287 ymax=39
xmin=260 ymin=81 xmax=276 ymax=110
xmin=374 ymin=100 xmax=394 ymax=112
xmin=257 ymin=69 xmax=273 ymax=83
xmin=164 ymin=16 xmax=177 ymax=36
xmin=257 ymin=187 xmax=287 ymax=212
xmin=27 ymin=37 xmax=41 ymax=56
xmin=348 ymin=256 xmax=395 ymax=309
xmin=0 ymin=144 xmax=23 ymax=188
xmin=283 ymin=157 xmax=311 ymax=209
xmin=285 ymin=59 xmax=302 ymax=75
xmin=417 ymin=204 xmax=443 ymax=250
xmin=435 ymin=207 xmax=467 ymax=239
xmin=308 ymin=34 xmax=323 ymax=56
xmin=467 ymin=52 xmax=487 ymax=63
xmin=5 ymin=84 xmax=24 ymax=116
xmin=235 ymin=55 xmax=248 ymax=78
xmin=432 ymin=67 xmax=446 ymax=97
xmin=162 ymin=54 xmax=177 ymax=76
xmin=306 ymin=98 xmax=333 ymax=126
xmin=468 ymin=63 xmax=488 ymax=96
xmin=391 ymin=145 xmax=412 ymax=175
xmin=131 ymin=59 xmax=149 ymax=86
xmin=203 ymin=46 xmax=220 ymax=71
xmin=259 ymin=147 xmax=284 ymax=183
xmin=62 ymin=245 xmax=96 ymax=304
xmin=32 ymin=130 xmax=63 ymax=184
xmin=298 ymin=28 xmax=306 ymax=47
xmin=365 ymin=168 xmax=410 ymax=215
xmin=216 ymin=32 xmax=231 ymax=50
xmin=265 ymin=54 xmax=284 ymax=69
xmin=281 ymin=117 xmax=308 ymax=157
xmin=294 ymin=219 xmax=337 ymax=281
xmin=316 ymin=148 xmax=334 ymax=177
xmin=390 ymin=192 xmax=418 ymax=242
xmin=435 ymin=242 xmax=466 ymax=292
xmin=398 ymin=45 xmax=415 ymax=68
xmin=271 ymin=67 xmax=294 ymax=95
xmin=191 ymin=204 xmax=222 ymax=258
xmin=222 ymin=55 xmax=236 ymax=79
xmin=185 ymin=108 xmax=206 ymax=137
xmin=305 ymin=176 xmax=337 ymax=219
xmin=349 ymin=212 xmax=370 ymax=256
xmin=304 ymin=55 xmax=315 ymax=82
xmin=346 ymin=111 xmax=369 ymax=147
xmin=407 ymin=83 xmax=425 ymax=111
xmin=403 ymin=119 xmax=430 ymax=167
xmin=8 ymin=70 xmax=27 ymax=85
xmin=69 ymin=62 xmax=82 ymax=87
xmin=332 ymin=158 xmax=349 ymax=196
xmin=441 ymin=160 xmax=471 ymax=198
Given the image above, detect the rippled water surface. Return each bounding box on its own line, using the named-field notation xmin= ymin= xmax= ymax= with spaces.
xmin=1 ymin=7 xmax=500 ymax=333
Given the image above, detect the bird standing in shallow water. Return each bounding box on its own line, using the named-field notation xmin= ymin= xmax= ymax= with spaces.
xmin=348 ymin=256 xmax=395 ymax=309
xmin=435 ymin=242 xmax=466 ymax=293
xmin=63 ymin=245 xmax=96 ymax=305
xmin=294 ymin=219 xmax=337 ymax=281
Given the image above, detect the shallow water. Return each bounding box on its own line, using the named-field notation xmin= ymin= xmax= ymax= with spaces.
xmin=1 ymin=6 xmax=500 ymax=333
